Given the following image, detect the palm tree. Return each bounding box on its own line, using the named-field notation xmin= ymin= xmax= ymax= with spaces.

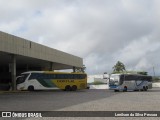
xmin=113 ymin=61 xmax=126 ymax=73
xmin=75 ymin=65 xmax=86 ymax=73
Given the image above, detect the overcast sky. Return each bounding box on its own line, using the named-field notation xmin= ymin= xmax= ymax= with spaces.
xmin=0 ymin=0 xmax=160 ymax=75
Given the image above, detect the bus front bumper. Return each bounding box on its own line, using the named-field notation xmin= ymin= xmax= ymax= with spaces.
xmin=109 ymin=85 xmax=118 ymax=90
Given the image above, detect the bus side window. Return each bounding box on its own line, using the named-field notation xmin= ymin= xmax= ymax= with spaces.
xmin=80 ymin=75 xmax=83 ymax=79
xmin=77 ymin=74 xmax=85 ymax=79
xmin=52 ymin=74 xmax=56 ymax=79
xmin=81 ymin=74 xmax=86 ymax=79
xmin=28 ymin=73 xmax=34 ymax=80
xmin=63 ymin=74 xmax=68 ymax=79
xmin=149 ymin=76 xmax=152 ymax=82
xmin=69 ymin=74 xmax=73 ymax=79
xmin=29 ymin=73 xmax=39 ymax=80
xmin=74 ymin=74 xmax=78 ymax=79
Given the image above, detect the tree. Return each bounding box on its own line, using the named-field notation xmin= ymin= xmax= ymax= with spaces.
xmin=75 ymin=65 xmax=86 ymax=73
xmin=137 ymin=71 xmax=148 ymax=75
xmin=112 ymin=61 xmax=126 ymax=73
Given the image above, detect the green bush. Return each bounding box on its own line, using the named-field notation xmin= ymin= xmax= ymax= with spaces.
xmin=152 ymin=77 xmax=160 ymax=82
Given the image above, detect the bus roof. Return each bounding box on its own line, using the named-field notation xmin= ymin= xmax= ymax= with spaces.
xmin=111 ymin=73 xmax=152 ymax=77
xmin=21 ymin=71 xmax=86 ymax=74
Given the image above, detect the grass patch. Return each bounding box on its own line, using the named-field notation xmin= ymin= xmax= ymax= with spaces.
xmin=152 ymin=77 xmax=160 ymax=83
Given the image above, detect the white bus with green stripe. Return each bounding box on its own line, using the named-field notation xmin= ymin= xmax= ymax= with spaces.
xmin=16 ymin=71 xmax=87 ymax=91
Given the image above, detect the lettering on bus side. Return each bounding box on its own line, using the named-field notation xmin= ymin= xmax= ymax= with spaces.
xmin=57 ymin=80 xmax=74 ymax=82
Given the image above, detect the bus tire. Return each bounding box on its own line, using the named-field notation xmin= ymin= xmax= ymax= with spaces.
xmin=143 ymin=86 xmax=147 ymax=91
xmin=123 ymin=86 xmax=127 ymax=92
xmin=65 ymin=85 xmax=71 ymax=91
xmin=28 ymin=86 xmax=34 ymax=91
xmin=114 ymin=90 xmax=119 ymax=92
xmin=71 ymin=85 xmax=77 ymax=91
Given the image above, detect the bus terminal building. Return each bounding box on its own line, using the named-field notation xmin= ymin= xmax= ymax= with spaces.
xmin=0 ymin=31 xmax=83 ymax=90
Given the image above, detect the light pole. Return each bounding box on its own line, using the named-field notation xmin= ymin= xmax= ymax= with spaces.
xmin=153 ymin=66 xmax=155 ymax=77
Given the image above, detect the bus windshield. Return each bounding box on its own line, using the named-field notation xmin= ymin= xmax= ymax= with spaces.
xmin=16 ymin=73 xmax=30 ymax=84
xmin=109 ymin=74 xmax=120 ymax=86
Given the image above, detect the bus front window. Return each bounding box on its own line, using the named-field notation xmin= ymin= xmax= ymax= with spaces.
xmin=110 ymin=75 xmax=120 ymax=86
xmin=16 ymin=73 xmax=29 ymax=84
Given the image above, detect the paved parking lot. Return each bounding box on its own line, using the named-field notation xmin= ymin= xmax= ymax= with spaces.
xmin=1 ymin=88 xmax=160 ymax=119
xmin=0 ymin=88 xmax=160 ymax=111
xmin=58 ymin=89 xmax=160 ymax=112
xmin=0 ymin=89 xmax=117 ymax=111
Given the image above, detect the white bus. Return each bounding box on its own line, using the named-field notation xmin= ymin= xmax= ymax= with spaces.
xmin=109 ymin=74 xmax=152 ymax=92
xmin=16 ymin=71 xmax=87 ymax=91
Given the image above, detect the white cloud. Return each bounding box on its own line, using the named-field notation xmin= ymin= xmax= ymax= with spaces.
xmin=0 ymin=0 xmax=160 ymax=75
xmin=134 ymin=58 xmax=152 ymax=71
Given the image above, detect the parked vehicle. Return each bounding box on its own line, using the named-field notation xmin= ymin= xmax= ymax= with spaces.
xmin=109 ymin=74 xmax=152 ymax=92
xmin=17 ymin=71 xmax=87 ymax=91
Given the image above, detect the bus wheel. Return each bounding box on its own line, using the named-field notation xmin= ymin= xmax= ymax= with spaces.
xmin=123 ymin=86 xmax=127 ymax=92
xmin=71 ymin=85 xmax=77 ymax=91
xmin=114 ymin=90 xmax=119 ymax=92
xmin=143 ymin=86 xmax=147 ymax=91
xmin=28 ymin=86 xmax=34 ymax=91
xmin=65 ymin=85 xmax=71 ymax=91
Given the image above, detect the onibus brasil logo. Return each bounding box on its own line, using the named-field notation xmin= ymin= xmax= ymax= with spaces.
xmin=1 ymin=112 xmax=42 ymax=118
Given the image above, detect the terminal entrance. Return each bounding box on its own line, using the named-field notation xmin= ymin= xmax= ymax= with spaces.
xmin=0 ymin=52 xmax=75 ymax=91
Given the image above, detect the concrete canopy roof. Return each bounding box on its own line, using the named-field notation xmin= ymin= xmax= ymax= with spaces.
xmin=0 ymin=31 xmax=83 ymax=70
xmin=0 ymin=52 xmax=74 ymax=70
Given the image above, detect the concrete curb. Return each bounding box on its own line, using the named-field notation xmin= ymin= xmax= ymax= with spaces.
xmin=0 ymin=90 xmax=29 ymax=94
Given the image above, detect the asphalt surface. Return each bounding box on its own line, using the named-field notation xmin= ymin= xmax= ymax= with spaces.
xmin=1 ymin=88 xmax=160 ymax=120
xmin=0 ymin=89 xmax=118 ymax=111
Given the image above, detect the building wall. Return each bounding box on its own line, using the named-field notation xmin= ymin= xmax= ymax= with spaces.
xmin=0 ymin=31 xmax=83 ymax=68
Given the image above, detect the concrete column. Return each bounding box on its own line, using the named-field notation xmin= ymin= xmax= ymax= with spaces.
xmin=73 ymin=66 xmax=76 ymax=72
xmin=50 ymin=62 xmax=54 ymax=71
xmin=11 ymin=54 xmax=16 ymax=91
xmin=26 ymin=64 xmax=29 ymax=71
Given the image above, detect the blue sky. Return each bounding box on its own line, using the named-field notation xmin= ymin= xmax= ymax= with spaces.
xmin=0 ymin=0 xmax=160 ymax=75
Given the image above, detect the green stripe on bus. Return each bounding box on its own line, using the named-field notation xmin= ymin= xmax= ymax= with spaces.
xmin=44 ymin=79 xmax=57 ymax=87
xmin=37 ymin=79 xmax=56 ymax=88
